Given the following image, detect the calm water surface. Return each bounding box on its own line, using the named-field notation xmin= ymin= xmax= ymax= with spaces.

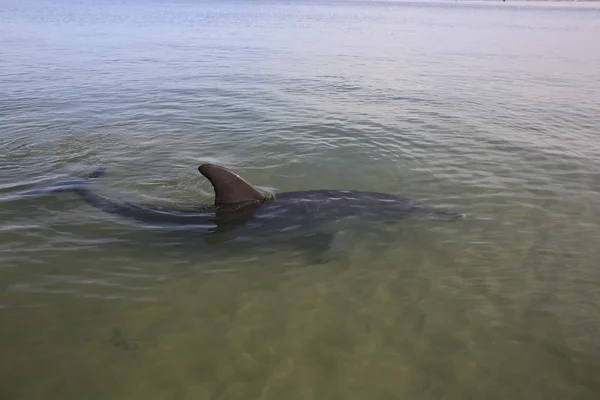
xmin=1 ymin=0 xmax=600 ymax=399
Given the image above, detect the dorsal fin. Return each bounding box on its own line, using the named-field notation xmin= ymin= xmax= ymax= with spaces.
xmin=198 ymin=164 xmax=266 ymax=205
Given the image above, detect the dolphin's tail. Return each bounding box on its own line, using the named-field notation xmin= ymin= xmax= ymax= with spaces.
xmin=86 ymin=168 xmax=107 ymax=180
xmin=14 ymin=167 xmax=107 ymax=198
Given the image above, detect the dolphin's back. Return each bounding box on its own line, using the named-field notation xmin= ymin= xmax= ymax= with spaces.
xmin=15 ymin=166 xmax=463 ymax=235
xmin=269 ymin=190 xmax=464 ymax=221
xmin=73 ymin=187 xmax=218 ymax=227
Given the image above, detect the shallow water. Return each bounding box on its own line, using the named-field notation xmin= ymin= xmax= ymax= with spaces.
xmin=1 ymin=0 xmax=600 ymax=399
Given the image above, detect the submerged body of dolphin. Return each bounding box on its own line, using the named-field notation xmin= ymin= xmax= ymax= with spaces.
xmin=18 ymin=164 xmax=465 ymax=260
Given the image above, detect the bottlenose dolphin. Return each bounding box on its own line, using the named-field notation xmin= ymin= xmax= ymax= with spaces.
xmin=17 ymin=164 xmax=465 ymax=261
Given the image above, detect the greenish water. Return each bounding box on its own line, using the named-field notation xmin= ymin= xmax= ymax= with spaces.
xmin=1 ymin=0 xmax=600 ymax=398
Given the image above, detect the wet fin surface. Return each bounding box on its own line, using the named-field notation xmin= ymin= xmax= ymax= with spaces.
xmin=198 ymin=164 xmax=266 ymax=205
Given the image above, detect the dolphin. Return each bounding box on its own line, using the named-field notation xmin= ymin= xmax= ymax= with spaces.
xmin=15 ymin=164 xmax=465 ymax=261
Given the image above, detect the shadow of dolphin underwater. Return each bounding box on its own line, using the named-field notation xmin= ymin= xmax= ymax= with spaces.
xmin=16 ymin=164 xmax=466 ymax=262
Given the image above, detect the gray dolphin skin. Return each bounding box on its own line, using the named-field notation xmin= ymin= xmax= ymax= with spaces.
xmin=18 ymin=164 xmax=465 ymax=260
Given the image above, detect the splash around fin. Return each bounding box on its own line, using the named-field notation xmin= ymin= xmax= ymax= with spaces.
xmin=198 ymin=164 xmax=267 ymax=206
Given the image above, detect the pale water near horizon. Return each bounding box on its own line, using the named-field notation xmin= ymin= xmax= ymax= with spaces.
xmin=1 ymin=0 xmax=600 ymax=399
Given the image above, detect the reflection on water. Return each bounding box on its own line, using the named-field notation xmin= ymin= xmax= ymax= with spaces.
xmin=1 ymin=0 xmax=600 ymax=399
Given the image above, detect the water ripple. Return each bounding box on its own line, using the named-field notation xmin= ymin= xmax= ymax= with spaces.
xmin=1 ymin=1 xmax=600 ymax=397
